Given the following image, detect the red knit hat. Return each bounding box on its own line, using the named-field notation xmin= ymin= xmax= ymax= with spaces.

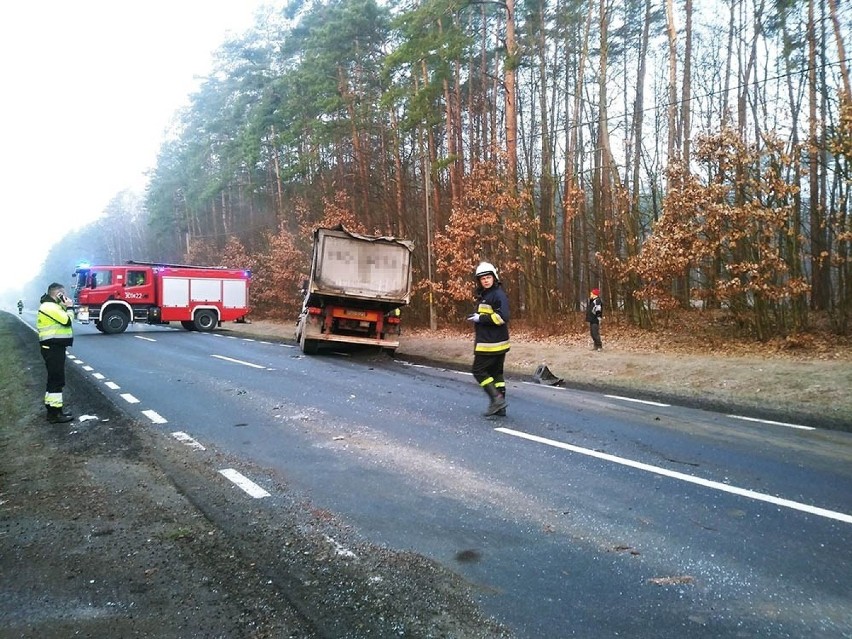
xmin=591 ymin=288 xmax=600 ymax=297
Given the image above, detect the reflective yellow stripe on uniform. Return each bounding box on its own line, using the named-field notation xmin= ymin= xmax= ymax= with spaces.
xmin=476 ymin=303 xmax=505 ymax=325
xmin=475 ymin=340 xmax=510 ymax=353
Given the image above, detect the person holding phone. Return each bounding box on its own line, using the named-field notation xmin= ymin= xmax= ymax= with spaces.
xmin=37 ymin=283 xmax=75 ymax=423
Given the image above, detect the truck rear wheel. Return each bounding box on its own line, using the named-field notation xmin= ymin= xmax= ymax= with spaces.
xmin=101 ymin=308 xmax=129 ymax=334
xmin=181 ymin=321 xmax=196 ymax=331
xmin=193 ymin=309 xmax=217 ymax=332
xmin=299 ymin=329 xmax=319 ymax=355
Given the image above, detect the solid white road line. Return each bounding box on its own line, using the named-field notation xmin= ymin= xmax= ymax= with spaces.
xmin=142 ymin=410 xmax=168 ymax=424
xmin=727 ymin=414 xmax=814 ymax=431
xmin=606 ymin=394 xmax=670 ymax=407
xmin=120 ymin=393 xmax=139 ymax=404
xmin=219 ymin=469 xmax=270 ymax=499
xmin=134 ymin=335 xmax=156 ymax=342
xmin=495 ymin=427 xmax=852 ymax=524
xmin=211 ymin=354 xmax=267 ymax=369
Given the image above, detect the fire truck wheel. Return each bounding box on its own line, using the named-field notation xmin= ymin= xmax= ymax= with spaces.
xmin=94 ymin=321 xmax=105 ymax=333
xmin=193 ymin=310 xmax=217 ymax=332
xmin=101 ymin=308 xmax=129 ymax=334
xmin=181 ymin=321 xmax=196 ymax=331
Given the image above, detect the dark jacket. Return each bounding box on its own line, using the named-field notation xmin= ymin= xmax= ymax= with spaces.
xmin=586 ymin=295 xmax=602 ymax=324
xmin=473 ymin=283 xmax=510 ymax=354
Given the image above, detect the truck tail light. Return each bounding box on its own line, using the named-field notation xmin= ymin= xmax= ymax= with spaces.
xmin=386 ymin=316 xmax=401 ymax=325
xmin=307 ymin=306 xmax=323 ymax=315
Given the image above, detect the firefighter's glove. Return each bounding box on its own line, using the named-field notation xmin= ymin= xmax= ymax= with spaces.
xmin=467 ymin=313 xmax=481 ymax=323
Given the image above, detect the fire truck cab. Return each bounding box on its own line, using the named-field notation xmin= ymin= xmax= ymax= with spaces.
xmin=72 ymin=261 xmax=250 ymax=334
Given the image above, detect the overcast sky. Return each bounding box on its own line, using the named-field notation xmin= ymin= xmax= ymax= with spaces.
xmin=0 ymin=1 xmax=273 ymax=297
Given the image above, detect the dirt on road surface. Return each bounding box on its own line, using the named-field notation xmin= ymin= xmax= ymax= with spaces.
xmin=232 ymin=319 xmax=852 ymax=431
xmin=2 ymin=312 xmax=849 ymax=638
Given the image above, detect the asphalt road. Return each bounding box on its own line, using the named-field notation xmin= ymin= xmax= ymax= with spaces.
xmin=19 ymin=314 xmax=852 ymax=638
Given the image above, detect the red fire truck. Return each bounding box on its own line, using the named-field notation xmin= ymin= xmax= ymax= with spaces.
xmin=72 ymin=261 xmax=250 ymax=334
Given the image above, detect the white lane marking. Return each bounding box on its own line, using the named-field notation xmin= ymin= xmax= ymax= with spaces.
xmin=324 ymin=534 xmax=357 ymax=559
xmin=495 ymin=427 xmax=852 ymax=524
xmin=219 ymin=469 xmax=270 ymax=499
xmin=142 ymin=410 xmax=168 ymax=424
xmin=120 ymin=393 xmax=140 ymax=404
xmin=82 ymin=365 xmax=94 ymax=371
xmin=606 ymin=394 xmax=670 ymax=407
xmin=105 ymin=381 xmax=120 ymax=390
xmin=211 ymin=354 xmax=267 ymax=369
xmin=92 ymin=372 xmax=104 ymax=380
xmin=134 ymin=335 xmax=156 ymax=342
xmin=171 ymin=431 xmax=206 ymax=450
xmin=73 ymin=359 xmax=85 ymax=365
xmin=727 ymin=414 xmax=814 ymax=431
xmin=522 ymin=380 xmax=566 ymax=390
xmin=242 ymin=338 xmax=256 ymax=342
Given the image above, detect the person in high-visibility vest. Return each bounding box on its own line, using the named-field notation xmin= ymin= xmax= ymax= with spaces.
xmin=37 ymin=283 xmax=74 ymax=423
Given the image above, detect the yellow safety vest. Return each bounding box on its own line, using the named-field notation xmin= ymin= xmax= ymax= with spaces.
xmin=37 ymin=301 xmax=74 ymax=343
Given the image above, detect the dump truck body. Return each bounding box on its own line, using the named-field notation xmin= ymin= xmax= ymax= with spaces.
xmin=295 ymin=226 xmax=414 ymax=354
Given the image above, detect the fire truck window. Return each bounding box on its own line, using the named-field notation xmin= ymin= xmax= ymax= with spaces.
xmin=93 ymin=271 xmax=112 ymax=287
xmin=128 ymin=271 xmax=146 ymax=286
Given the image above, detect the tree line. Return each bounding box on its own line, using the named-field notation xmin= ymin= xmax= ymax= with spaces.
xmin=44 ymin=0 xmax=852 ymax=338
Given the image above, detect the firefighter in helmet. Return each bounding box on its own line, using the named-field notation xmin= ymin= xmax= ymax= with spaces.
xmin=37 ymin=283 xmax=74 ymax=423
xmin=467 ymin=261 xmax=510 ymax=416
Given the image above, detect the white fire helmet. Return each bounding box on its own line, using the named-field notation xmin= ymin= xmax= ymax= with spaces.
xmin=475 ymin=261 xmax=499 ymax=282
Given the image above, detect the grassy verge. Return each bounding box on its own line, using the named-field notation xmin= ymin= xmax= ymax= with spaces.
xmin=0 ymin=315 xmax=33 ymax=426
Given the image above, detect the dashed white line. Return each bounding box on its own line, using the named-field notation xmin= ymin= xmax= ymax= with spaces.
xmin=134 ymin=335 xmax=156 ymax=342
xmin=324 ymin=534 xmax=357 ymax=559
xmin=495 ymin=427 xmax=852 ymax=524
xmin=219 ymin=469 xmax=270 ymax=498
xmin=211 ymin=354 xmax=267 ymax=369
xmin=104 ymin=381 xmax=120 ymax=390
xmin=82 ymin=365 xmax=94 ymax=372
xmin=92 ymin=372 xmax=105 ymax=380
xmin=171 ymin=431 xmax=206 ymax=450
xmin=727 ymin=414 xmax=814 ymax=431
xmin=120 ymin=393 xmax=140 ymax=404
xmin=142 ymin=410 xmax=168 ymax=424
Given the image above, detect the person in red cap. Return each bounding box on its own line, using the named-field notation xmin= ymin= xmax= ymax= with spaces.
xmin=586 ymin=288 xmax=603 ymax=350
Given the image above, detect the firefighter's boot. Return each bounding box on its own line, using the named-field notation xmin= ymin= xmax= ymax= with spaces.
xmin=495 ymin=387 xmax=507 ymax=416
xmin=483 ymin=383 xmax=508 ymax=416
xmin=46 ymin=406 xmax=73 ymax=424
